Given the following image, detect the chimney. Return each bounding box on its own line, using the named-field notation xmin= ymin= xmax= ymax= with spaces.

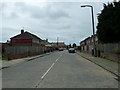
xmin=46 ymin=39 xmax=48 ymax=42
xmin=21 ymin=29 xmax=24 ymax=34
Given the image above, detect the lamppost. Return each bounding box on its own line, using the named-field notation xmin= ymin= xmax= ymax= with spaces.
xmin=81 ymin=5 xmax=96 ymax=56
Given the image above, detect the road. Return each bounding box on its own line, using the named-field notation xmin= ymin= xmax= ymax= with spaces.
xmin=2 ymin=50 xmax=118 ymax=88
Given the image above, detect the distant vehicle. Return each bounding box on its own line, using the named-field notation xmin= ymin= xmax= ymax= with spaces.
xmin=68 ymin=48 xmax=75 ymax=53
xmin=59 ymin=48 xmax=64 ymax=51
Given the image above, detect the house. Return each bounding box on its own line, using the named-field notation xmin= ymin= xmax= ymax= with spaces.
xmin=41 ymin=39 xmax=49 ymax=46
xmin=49 ymin=42 xmax=66 ymax=49
xmin=0 ymin=43 xmax=2 ymax=57
xmin=80 ymin=35 xmax=120 ymax=61
xmin=10 ymin=29 xmax=42 ymax=46
xmin=80 ymin=35 xmax=98 ymax=54
xmin=2 ymin=29 xmax=50 ymax=59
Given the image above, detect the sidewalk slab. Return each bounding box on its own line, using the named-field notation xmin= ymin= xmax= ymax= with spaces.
xmin=77 ymin=51 xmax=120 ymax=77
xmin=1 ymin=52 xmax=51 ymax=69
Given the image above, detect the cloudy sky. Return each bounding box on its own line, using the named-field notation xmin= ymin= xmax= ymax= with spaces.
xmin=0 ymin=0 xmax=113 ymax=45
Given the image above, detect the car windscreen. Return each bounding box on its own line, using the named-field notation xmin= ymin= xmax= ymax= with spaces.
xmin=69 ymin=48 xmax=75 ymax=50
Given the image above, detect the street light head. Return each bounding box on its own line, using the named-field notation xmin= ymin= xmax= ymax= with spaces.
xmin=81 ymin=5 xmax=92 ymax=8
xmin=81 ymin=6 xmax=86 ymax=7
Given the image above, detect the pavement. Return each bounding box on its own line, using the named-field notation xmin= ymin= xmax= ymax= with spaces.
xmin=76 ymin=51 xmax=120 ymax=78
xmin=0 ymin=52 xmax=51 ymax=69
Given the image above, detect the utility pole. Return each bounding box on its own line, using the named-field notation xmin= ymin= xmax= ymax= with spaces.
xmin=57 ymin=37 xmax=59 ymax=48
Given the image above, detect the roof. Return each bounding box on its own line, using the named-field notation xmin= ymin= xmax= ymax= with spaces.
xmin=10 ymin=31 xmax=42 ymax=40
xmin=49 ymin=42 xmax=66 ymax=45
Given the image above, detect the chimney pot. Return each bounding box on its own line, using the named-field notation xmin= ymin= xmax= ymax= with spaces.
xmin=21 ymin=29 xmax=24 ymax=34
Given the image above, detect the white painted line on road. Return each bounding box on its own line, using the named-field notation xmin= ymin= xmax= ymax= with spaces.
xmin=41 ymin=54 xmax=62 ymax=80
xmin=55 ymin=59 xmax=59 ymax=62
xmin=55 ymin=57 xmax=60 ymax=62
xmin=55 ymin=55 xmax=62 ymax=62
xmin=41 ymin=63 xmax=55 ymax=79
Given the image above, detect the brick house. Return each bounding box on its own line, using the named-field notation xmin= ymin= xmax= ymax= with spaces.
xmin=2 ymin=29 xmax=48 ymax=60
xmin=10 ymin=29 xmax=43 ymax=46
xmin=41 ymin=39 xmax=49 ymax=46
xmin=80 ymin=35 xmax=120 ymax=61
xmin=49 ymin=42 xmax=66 ymax=49
xmin=0 ymin=43 xmax=2 ymax=57
xmin=80 ymin=35 xmax=98 ymax=54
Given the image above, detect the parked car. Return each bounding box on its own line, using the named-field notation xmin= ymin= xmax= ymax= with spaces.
xmin=59 ymin=48 xmax=64 ymax=51
xmin=68 ymin=48 xmax=75 ymax=53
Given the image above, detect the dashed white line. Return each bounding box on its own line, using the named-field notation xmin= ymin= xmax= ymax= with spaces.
xmin=41 ymin=63 xmax=55 ymax=79
xmin=55 ymin=57 xmax=60 ymax=62
xmin=41 ymin=55 xmax=62 ymax=80
xmin=55 ymin=59 xmax=59 ymax=62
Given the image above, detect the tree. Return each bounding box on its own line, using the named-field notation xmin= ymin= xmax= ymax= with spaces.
xmin=96 ymin=1 xmax=120 ymax=43
xmin=69 ymin=44 xmax=71 ymax=48
xmin=72 ymin=43 xmax=76 ymax=47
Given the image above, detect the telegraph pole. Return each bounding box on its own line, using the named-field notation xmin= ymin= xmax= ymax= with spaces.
xmin=57 ymin=37 xmax=59 ymax=48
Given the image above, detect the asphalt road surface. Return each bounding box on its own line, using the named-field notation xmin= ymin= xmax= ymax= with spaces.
xmin=2 ymin=50 xmax=118 ymax=88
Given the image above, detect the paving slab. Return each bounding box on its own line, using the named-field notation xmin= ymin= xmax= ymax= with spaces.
xmin=0 ymin=52 xmax=51 ymax=69
xmin=76 ymin=51 xmax=120 ymax=78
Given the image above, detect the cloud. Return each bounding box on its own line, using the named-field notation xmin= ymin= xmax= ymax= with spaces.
xmin=47 ymin=9 xmax=70 ymax=19
xmin=12 ymin=2 xmax=70 ymax=20
xmin=1 ymin=2 xmax=105 ymax=45
xmin=29 ymin=5 xmax=70 ymax=20
xmin=1 ymin=27 xmax=20 ymax=41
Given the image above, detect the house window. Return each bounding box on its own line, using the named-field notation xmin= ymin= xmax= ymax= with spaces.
xmin=11 ymin=39 xmax=32 ymax=43
xmin=87 ymin=46 xmax=89 ymax=51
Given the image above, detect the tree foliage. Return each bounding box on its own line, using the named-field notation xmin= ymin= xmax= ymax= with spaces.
xmin=97 ymin=1 xmax=120 ymax=43
xmin=72 ymin=43 xmax=77 ymax=47
xmin=69 ymin=44 xmax=71 ymax=48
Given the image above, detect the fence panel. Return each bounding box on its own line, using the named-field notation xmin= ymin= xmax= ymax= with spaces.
xmin=98 ymin=42 xmax=120 ymax=54
xmin=3 ymin=46 xmax=45 ymax=60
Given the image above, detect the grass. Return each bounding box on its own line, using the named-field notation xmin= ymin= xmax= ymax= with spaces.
xmin=1 ymin=56 xmax=8 ymax=60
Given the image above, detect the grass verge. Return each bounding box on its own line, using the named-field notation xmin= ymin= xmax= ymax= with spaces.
xmin=1 ymin=56 xmax=8 ymax=60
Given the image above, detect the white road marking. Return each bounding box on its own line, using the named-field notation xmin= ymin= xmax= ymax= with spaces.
xmin=55 ymin=57 xmax=60 ymax=62
xmin=41 ymin=54 xmax=62 ymax=80
xmin=41 ymin=63 xmax=55 ymax=79
xmin=55 ymin=59 xmax=59 ymax=62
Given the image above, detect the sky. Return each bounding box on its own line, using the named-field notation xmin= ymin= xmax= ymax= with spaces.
xmin=0 ymin=0 xmax=114 ymax=45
